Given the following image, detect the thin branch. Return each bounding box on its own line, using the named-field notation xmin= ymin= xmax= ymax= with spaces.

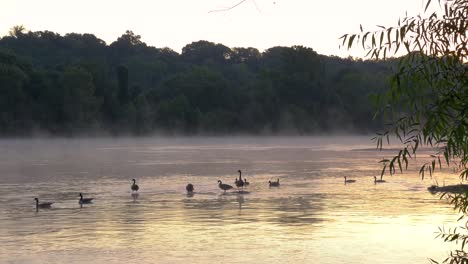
xmin=251 ymin=0 xmax=261 ymax=13
xmin=208 ymin=0 xmax=248 ymax=13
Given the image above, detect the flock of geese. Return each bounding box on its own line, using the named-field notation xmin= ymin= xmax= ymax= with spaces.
xmin=34 ymin=192 xmax=95 ymax=209
xmin=33 ymin=170 xmax=386 ymax=210
xmin=216 ymin=170 xmax=258 ymax=193
xmin=345 ymin=176 xmax=386 ymax=184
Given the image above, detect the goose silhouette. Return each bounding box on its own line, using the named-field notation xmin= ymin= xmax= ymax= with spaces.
xmin=79 ymin=193 xmax=94 ymax=204
xmin=235 ymin=170 xmax=244 ymax=190
xmin=269 ymin=178 xmax=280 ymax=187
xmin=218 ymin=180 xmax=233 ymax=193
xmin=34 ymin=198 xmax=53 ymax=209
xmin=186 ymin=183 xmax=194 ymax=193
xmin=131 ymin=179 xmax=139 ymax=192
xmin=374 ymin=176 xmax=386 ymax=184
xmin=344 ymin=176 xmax=356 ymax=184
xmin=244 ymin=178 xmax=250 ymax=186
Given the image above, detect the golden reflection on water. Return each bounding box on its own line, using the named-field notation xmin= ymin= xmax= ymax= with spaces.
xmin=0 ymin=137 xmax=461 ymax=263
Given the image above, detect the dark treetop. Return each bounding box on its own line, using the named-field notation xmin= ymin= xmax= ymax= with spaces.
xmin=0 ymin=29 xmax=394 ymax=136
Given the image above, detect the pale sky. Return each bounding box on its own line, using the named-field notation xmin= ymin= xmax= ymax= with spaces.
xmin=1 ymin=0 xmax=427 ymax=57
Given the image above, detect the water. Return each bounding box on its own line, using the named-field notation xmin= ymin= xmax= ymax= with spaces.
xmin=0 ymin=136 xmax=460 ymax=263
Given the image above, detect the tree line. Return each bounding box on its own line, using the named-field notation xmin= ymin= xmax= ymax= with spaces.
xmin=0 ymin=28 xmax=394 ymax=136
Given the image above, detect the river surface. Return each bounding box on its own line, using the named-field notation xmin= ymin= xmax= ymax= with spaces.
xmin=0 ymin=136 xmax=461 ymax=263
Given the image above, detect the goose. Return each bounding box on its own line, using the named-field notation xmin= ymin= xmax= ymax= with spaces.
xmin=344 ymin=176 xmax=356 ymax=184
xmin=374 ymin=176 xmax=386 ymax=184
xmin=186 ymin=183 xmax=194 ymax=193
xmin=235 ymin=170 xmax=244 ymax=190
xmin=244 ymin=178 xmax=250 ymax=186
xmin=218 ymin=180 xmax=233 ymax=193
xmin=269 ymin=178 xmax=280 ymax=187
xmin=131 ymin=179 xmax=139 ymax=192
xmin=34 ymin=198 xmax=53 ymax=209
xmin=79 ymin=193 xmax=94 ymax=204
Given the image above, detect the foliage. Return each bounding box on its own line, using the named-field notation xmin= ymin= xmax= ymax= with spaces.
xmin=0 ymin=27 xmax=392 ymax=136
xmin=345 ymin=0 xmax=467 ymax=262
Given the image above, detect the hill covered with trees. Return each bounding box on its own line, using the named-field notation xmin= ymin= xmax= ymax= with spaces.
xmin=0 ymin=28 xmax=394 ymax=136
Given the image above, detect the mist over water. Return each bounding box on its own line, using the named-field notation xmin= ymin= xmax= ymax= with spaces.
xmin=0 ymin=136 xmax=458 ymax=263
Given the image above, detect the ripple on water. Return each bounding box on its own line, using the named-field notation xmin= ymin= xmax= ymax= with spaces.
xmin=0 ymin=137 xmax=458 ymax=264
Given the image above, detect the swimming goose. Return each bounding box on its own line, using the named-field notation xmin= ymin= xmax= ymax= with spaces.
xmin=244 ymin=178 xmax=250 ymax=186
xmin=218 ymin=180 xmax=233 ymax=193
xmin=34 ymin=198 xmax=53 ymax=209
xmin=79 ymin=193 xmax=94 ymax=204
xmin=269 ymin=178 xmax=280 ymax=187
xmin=344 ymin=176 xmax=356 ymax=184
xmin=131 ymin=179 xmax=139 ymax=192
xmin=186 ymin=183 xmax=194 ymax=193
xmin=374 ymin=176 xmax=386 ymax=183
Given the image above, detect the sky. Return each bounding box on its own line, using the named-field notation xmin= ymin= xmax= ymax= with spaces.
xmin=1 ymin=0 xmax=428 ymax=57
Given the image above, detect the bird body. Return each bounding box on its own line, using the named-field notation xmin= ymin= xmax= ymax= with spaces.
xmin=131 ymin=179 xmax=139 ymax=192
xmin=34 ymin=198 xmax=53 ymax=209
xmin=344 ymin=176 xmax=356 ymax=184
xmin=218 ymin=180 xmax=233 ymax=193
xmin=186 ymin=183 xmax=194 ymax=193
xmin=235 ymin=170 xmax=244 ymax=189
xmin=374 ymin=176 xmax=386 ymax=183
xmin=244 ymin=178 xmax=250 ymax=186
xmin=79 ymin=193 xmax=94 ymax=204
xmin=269 ymin=178 xmax=280 ymax=187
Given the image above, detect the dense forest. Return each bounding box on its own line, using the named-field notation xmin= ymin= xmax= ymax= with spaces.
xmin=0 ymin=27 xmax=394 ymax=136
